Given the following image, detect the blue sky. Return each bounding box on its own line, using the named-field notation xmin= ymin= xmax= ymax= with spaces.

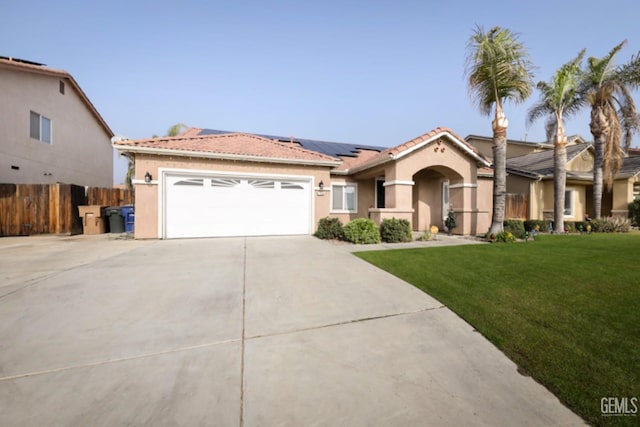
xmin=3 ymin=0 xmax=640 ymax=184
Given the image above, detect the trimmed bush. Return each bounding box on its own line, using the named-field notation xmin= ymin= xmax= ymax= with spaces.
xmin=343 ymin=218 xmax=381 ymax=244
xmin=524 ymin=220 xmax=548 ymax=233
xmin=314 ymin=217 xmax=344 ymax=240
xmin=380 ymin=218 xmax=412 ymax=243
xmin=503 ymin=220 xmax=525 ymax=238
xmin=629 ymin=199 xmax=640 ymax=226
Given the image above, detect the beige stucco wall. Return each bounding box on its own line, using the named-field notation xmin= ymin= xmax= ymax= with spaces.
xmin=0 ymin=67 xmax=112 ymax=186
xmin=612 ymin=178 xmax=633 ymax=217
xmin=534 ymin=180 xmax=587 ymax=222
xmin=506 ymin=174 xmax=531 ymax=194
xmin=133 ymin=154 xmax=332 ymax=239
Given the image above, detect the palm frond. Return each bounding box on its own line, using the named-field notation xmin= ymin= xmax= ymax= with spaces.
xmin=586 ymin=40 xmax=626 ymax=87
xmin=527 ymin=49 xmax=585 ymax=138
xmin=465 ymin=25 xmax=534 ymax=117
xmin=618 ymin=51 xmax=640 ymax=88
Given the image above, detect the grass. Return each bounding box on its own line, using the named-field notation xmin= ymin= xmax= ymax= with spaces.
xmin=355 ymin=234 xmax=640 ymax=426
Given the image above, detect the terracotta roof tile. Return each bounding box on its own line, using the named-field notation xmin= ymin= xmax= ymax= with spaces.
xmin=347 ymin=127 xmax=490 ymax=171
xmin=114 ymin=132 xmax=341 ymax=164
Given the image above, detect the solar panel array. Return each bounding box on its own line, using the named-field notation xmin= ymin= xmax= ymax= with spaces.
xmin=198 ymin=128 xmax=385 ymax=158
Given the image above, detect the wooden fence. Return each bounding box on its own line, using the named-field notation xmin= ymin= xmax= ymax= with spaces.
xmin=0 ymin=184 xmax=133 ymax=236
xmin=505 ymin=193 xmax=528 ymax=220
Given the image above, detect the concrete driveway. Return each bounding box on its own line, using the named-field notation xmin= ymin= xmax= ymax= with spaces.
xmin=0 ymin=234 xmax=583 ymax=426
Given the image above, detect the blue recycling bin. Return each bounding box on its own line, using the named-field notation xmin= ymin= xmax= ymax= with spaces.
xmin=121 ymin=205 xmax=135 ymax=233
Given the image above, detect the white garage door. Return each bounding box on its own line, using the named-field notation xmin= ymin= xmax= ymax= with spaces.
xmin=164 ymin=173 xmax=312 ymax=238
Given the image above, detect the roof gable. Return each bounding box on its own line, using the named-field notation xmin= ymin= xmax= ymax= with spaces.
xmin=0 ymin=57 xmax=113 ymax=137
xmin=346 ymin=127 xmax=491 ymax=173
xmin=506 ymin=144 xmax=593 ymax=178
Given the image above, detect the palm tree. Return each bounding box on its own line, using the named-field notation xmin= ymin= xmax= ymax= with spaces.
xmin=528 ymin=50 xmax=586 ymax=233
xmin=124 ymin=154 xmax=135 ymax=191
xmin=583 ymin=41 xmax=640 ymax=218
xmin=167 ymin=123 xmax=188 ymax=137
xmin=465 ymin=26 xmax=535 ymax=234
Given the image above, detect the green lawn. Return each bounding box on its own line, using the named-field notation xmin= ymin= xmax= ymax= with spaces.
xmin=355 ymin=234 xmax=640 ymax=426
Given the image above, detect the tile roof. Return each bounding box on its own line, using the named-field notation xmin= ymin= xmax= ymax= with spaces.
xmin=0 ymin=57 xmax=113 ymax=137
xmin=346 ymin=127 xmax=491 ymax=172
xmin=113 ymin=132 xmax=341 ymax=165
xmin=197 ymin=128 xmax=385 ymax=158
xmin=619 ymin=156 xmax=640 ymax=177
xmin=506 ymin=144 xmax=592 ymax=178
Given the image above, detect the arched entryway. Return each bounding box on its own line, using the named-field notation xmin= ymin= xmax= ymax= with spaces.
xmin=412 ymin=166 xmax=464 ymax=232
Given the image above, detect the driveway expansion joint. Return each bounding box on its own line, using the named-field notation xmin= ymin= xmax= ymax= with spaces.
xmin=0 ymin=339 xmax=241 ymax=382
xmin=246 ymin=305 xmax=446 ymax=341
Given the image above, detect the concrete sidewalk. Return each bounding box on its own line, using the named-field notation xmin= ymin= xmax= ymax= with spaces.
xmin=0 ymin=234 xmax=583 ymax=426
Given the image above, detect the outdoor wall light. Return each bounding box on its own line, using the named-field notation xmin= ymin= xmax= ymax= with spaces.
xmin=319 ymin=180 xmax=324 ymax=190
xmin=145 ymin=172 xmax=152 ymax=183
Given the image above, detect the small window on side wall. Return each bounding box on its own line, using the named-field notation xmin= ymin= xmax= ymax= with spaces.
xmin=59 ymin=81 xmax=65 ymax=94
xmin=564 ymin=189 xmax=575 ymax=217
xmin=331 ymin=183 xmax=357 ymax=213
xmin=29 ymin=111 xmax=52 ymax=144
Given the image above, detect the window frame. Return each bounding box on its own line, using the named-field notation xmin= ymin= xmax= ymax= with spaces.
xmin=330 ymin=182 xmax=358 ymax=213
xmin=29 ymin=111 xmax=52 ymax=144
xmin=564 ymin=188 xmax=575 ymax=217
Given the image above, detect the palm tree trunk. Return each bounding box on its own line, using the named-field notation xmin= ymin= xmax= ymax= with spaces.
xmin=590 ymin=106 xmax=607 ymax=219
xmin=593 ymin=139 xmax=604 ymax=219
xmin=554 ymin=131 xmax=567 ymax=233
xmin=489 ymin=113 xmax=508 ymax=235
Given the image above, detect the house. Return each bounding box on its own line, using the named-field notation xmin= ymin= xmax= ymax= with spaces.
xmin=113 ymin=127 xmax=493 ymax=239
xmin=470 ymin=136 xmax=640 ymax=223
xmin=0 ymin=57 xmax=113 ymax=187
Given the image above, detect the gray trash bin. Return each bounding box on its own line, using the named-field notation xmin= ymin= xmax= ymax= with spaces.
xmin=105 ymin=206 xmax=125 ymax=233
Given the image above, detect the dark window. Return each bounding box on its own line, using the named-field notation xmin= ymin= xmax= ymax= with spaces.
xmin=11 ymin=165 xmax=20 ymax=170
xmin=376 ymin=179 xmax=385 ymax=208
xmin=59 ymin=81 xmax=65 ymax=94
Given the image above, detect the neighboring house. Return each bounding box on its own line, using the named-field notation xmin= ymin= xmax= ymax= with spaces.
xmin=0 ymin=57 xmax=113 ymax=187
xmin=113 ymin=127 xmax=493 ymax=239
xmin=503 ymin=144 xmax=640 ymax=222
xmin=466 ymin=134 xmax=588 ymax=159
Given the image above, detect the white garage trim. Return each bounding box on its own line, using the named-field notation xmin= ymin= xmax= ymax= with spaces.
xmin=158 ymin=168 xmax=315 ymax=239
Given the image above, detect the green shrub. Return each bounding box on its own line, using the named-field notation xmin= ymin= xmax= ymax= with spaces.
xmin=343 ymin=218 xmax=381 ymax=244
xmin=417 ymin=230 xmax=435 ymax=241
xmin=590 ymin=216 xmax=631 ymax=233
xmin=524 ymin=220 xmax=548 ymax=233
xmin=314 ymin=217 xmax=344 ymax=240
xmin=380 ymin=218 xmax=412 ymax=243
xmin=564 ymin=221 xmax=576 ymax=233
xmin=444 ymin=209 xmax=457 ymax=232
xmin=574 ymin=221 xmax=587 ymax=232
xmin=490 ymin=231 xmax=516 ymax=243
xmin=503 ymin=220 xmax=525 ymax=238
xmin=629 ymin=199 xmax=640 ymax=226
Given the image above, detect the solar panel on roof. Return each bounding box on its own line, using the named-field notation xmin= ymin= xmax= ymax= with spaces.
xmin=197 ymin=128 xmax=385 ymax=158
